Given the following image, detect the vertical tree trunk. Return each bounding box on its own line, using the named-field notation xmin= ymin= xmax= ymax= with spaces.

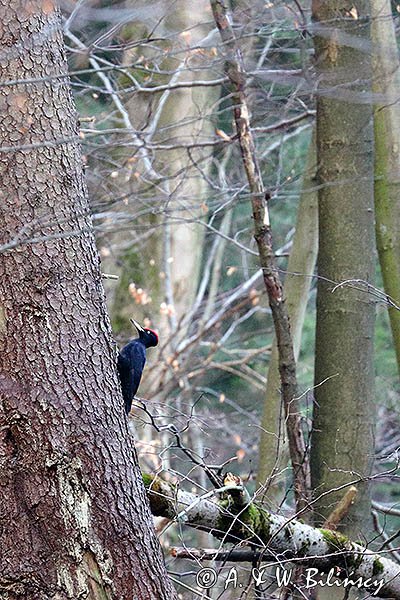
xmin=211 ymin=0 xmax=311 ymax=513
xmin=311 ymin=0 xmax=375 ymax=538
xmin=0 ymin=2 xmax=177 ymax=598
xmin=372 ymin=0 xmax=400 ymax=375
xmin=257 ymin=131 xmax=318 ymax=499
xmin=111 ymin=0 xmax=218 ymax=340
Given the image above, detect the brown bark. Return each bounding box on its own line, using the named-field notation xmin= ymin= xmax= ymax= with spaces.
xmin=210 ymin=0 xmax=311 ymax=514
xmin=0 ymin=2 xmax=177 ymax=599
xmin=322 ymin=486 xmax=358 ymax=531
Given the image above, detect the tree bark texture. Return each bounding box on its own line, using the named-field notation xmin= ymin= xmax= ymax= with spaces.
xmin=0 ymin=2 xmax=177 ymax=599
xmin=311 ymin=0 xmax=376 ymax=538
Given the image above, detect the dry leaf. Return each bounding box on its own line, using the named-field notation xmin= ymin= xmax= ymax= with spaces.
xmin=349 ymin=6 xmax=358 ymax=18
xmin=215 ymin=128 xmax=231 ymax=141
xmin=236 ymin=448 xmax=246 ymax=462
xmin=99 ymin=246 xmax=111 ymax=258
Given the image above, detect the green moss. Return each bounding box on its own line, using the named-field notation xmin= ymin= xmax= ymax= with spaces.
xmin=142 ymin=473 xmax=175 ymax=517
xmin=320 ymin=529 xmax=367 ymax=570
xmin=244 ymin=503 xmax=259 ymax=520
xmin=372 ymin=557 xmax=384 ymax=576
xmin=217 ymin=502 xmax=272 ymax=542
xmin=142 ymin=473 xmax=155 ymax=488
xmin=320 ymin=528 xmax=349 ymax=551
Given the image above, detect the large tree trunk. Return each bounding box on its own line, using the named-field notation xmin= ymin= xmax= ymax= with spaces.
xmin=0 ymin=2 xmax=177 ymax=598
xmin=311 ymin=0 xmax=376 ymax=539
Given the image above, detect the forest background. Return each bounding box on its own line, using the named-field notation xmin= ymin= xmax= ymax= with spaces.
xmin=1 ymin=0 xmax=400 ymax=598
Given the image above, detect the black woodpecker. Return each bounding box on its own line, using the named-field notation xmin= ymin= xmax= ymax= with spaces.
xmin=117 ymin=318 xmax=159 ymax=414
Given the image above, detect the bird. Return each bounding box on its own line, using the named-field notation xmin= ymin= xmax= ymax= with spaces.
xmin=117 ymin=318 xmax=159 ymax=414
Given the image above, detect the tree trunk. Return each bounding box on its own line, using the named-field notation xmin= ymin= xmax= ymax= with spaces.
xmin=110 ymin=0 xmax=218 ymax=339
xmin=372 ymin=0 xmax=400 ymax=376
xmin=0 ymin=2 xmax=177 ymax=598
xmin=311 ymin=0 xmax=375 ymax=538
xmin=257 ymin=130 xmax=318 ymax=498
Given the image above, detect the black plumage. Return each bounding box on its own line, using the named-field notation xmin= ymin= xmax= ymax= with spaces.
xmin=117 ymin=319 xmax=158 ymax=414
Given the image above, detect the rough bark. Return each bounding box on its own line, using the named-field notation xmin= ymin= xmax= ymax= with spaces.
xmin=144 ymin=474 xmax=400 ymax=599
xmin=257 ymin=130 xmax=318 ymax=497
xmin=372 ymin=0 xmax=400 ymax=375
xmin=311 ymin=0 xmax=375 ymax=538
xmin=0 ymin=2 xmax=177 ymax=599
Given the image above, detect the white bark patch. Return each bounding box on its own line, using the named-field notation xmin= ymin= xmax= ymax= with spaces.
xmin=57 ymin=566 xmax=75 ymax=598
xmin=48 ymin=455 xmax=114 ymax=596
xmin=263 ymin=208 xmax=270 ymax=227
xmin=0 ymin=305 xmax=6 ymax=335
xmin=56 ymin=456 xmax=91 ymax=557
xmin=53 ymin=456 xmax=96 ymax=597
xmin=169 ymin=485 xmax=400 ymax=597
xmin=56 ymin=563 xmax=91 ymax=600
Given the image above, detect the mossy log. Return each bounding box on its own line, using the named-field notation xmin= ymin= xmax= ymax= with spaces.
xmin=144 ymin=473 xmax=400 ymax=598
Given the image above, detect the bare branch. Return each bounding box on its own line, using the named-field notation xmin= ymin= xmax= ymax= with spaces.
xmin=210 ymin=0 xmax=311 ymax=513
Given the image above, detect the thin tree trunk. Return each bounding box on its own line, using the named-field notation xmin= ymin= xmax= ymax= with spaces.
xmin=210 ymin=0 xmax=311 ymax=514
xmin=311 ymin=0 xmax=375 ymax=539
xmin=257 ymin=130 xmax=318 ymax=498
xmin=0 ymin=2 xmax=177 ymax=598
xmin=372 ymin=0 xmax=400 ymax=375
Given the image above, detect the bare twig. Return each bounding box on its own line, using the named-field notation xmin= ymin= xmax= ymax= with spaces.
xmin=323 ymin=486 xmax=358 ymax=530
xmin=171 ymin=546 xmax=273 ymax=562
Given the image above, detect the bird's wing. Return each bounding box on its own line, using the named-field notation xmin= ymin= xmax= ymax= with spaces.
xmin=117 ymin=352 xmax=134 ymax=414
xmin=117 ymin=344 xmax=146 ymax=414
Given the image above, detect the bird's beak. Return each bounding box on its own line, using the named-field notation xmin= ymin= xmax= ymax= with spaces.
xmin=130 ymin=318 xmax=145 ymax=333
